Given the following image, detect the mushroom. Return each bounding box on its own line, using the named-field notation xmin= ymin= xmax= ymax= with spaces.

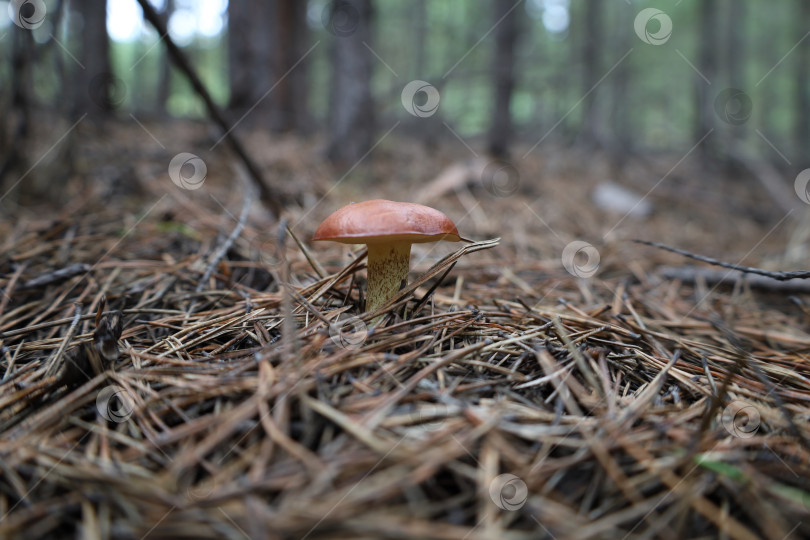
xmin=313 ymin=200 xmax=461 ymax=314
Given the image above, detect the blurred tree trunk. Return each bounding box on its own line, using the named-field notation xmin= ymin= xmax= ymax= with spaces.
xmin=558 ymin=12 xmax=577 ymax=142
xmin=487 ymin=0 xmax=519 ymax=159
xmin=694 ymin=0 xmax=718 ymax=157
xmin=227 ymin=0 xmax=276 ymax=127
xmin=50 ymin=0 xmax=68 ymax=117
xmin=327 ymin=0 xmax=374 ymax=166
xmin=725 ymin=0 xmax=745 ymax=105
xmin=796 ymin=0 xmax=810 ymax=168
xmin=578 ymin=0 xmax=603 ymax=147
xmin=723 ymin=0 xmax=745 ymax=163
xmin=414 ymin=0 xmax=427 ymax=77
xmin=0 ymin=28 xmax=34 ymax=192
xmin=73 ymin=0 xmax=113 ymax=119
xmin=610 ymin=0 xmax=633 ymax=155
xmin=275 ymin=0 xmax=310 ymax=132
xmin=156 ymin=0 xmax=175 ymax=114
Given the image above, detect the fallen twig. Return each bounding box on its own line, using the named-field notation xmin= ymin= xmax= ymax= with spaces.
xmin=636 ymin=239 xmax=810 ymax=281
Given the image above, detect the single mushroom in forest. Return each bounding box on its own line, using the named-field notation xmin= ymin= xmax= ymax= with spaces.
xmin=313 ymin=200 xmax=461 ymax=314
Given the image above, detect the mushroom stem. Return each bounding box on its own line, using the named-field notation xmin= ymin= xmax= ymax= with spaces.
xmin=365 ymin=242 xmax=412 ymax=314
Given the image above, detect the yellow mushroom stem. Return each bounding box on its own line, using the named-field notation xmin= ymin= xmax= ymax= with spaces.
xmin=365 ymin=242 xmax=412 ymax=314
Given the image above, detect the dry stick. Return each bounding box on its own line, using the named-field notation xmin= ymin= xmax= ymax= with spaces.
xmin=282 ymin=284 xmax=332 ymax=327
xmin=286 ymin=225 xmax=326 ymax=279
xmin=19 ymin=263 xmax=91 ymax=289
xmin=410 ymin=262 xmax=457 ymax=315
xmin=0 ymin=263 xmax=26 ymax=317
xmin=184 ymin=169 xmax=253 ymax=320
xmin=552 ymin=318 xmax=603 ymax=399
xmin=657 ymin=265 xmax=810 ymax=293
xmin=635 ymin=240 xmax=810 ymax=281
xmin=43 ymin=303 xmax=82 ymax=378
xmin=277 ymin=219 xmax=300 ymax=364
xmin=195 ymin=179 xmax=253 ymax=294
xmin=135 ymin=0 xmax=283 ymax=217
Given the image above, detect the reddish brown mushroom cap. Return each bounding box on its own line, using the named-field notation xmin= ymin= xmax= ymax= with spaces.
xmin=312 ymin=200 xmax=461 ymax=244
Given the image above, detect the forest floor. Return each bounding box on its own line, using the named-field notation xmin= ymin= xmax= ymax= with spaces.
xmin=1 ymin=120 xmax=809 ymax=539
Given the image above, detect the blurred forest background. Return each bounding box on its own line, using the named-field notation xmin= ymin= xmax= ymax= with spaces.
xmin=2 ymin=0 xmax=808 ymax=183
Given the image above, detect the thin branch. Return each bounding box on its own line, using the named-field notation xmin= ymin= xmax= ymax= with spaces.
xmin=135 ymin=0 xmax=283 ymax=217
xmin=195 ymin=184 xmax=253 ymax=293
xmin=635 ymin=240 xmax=810 ymax=281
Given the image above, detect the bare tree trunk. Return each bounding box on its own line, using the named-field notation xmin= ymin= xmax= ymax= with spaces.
xmin=227 ymin=0 xmax=276 ymax=128
xmin=49 ymin=0 xmax=68 ymax=117
xmin=695 ymin=0 xmax=718 ymax=157
xmin=578 ymin=0 xmax=602 ymax=147
xmin=0 ymin=28 xmax=34 ymax=192
xmin=414 ymin=0 xmax=427 ymax=78
xmin=610 ymin=0 xmax=633 ymax=155
xmin=327 ymin=0 xmax=374 ymax=166
xmin=487 ymin=0 xmax=519 ymax=159
xmin=796 ymin=0 xmax=810 ymax=168
xmin=156 ymin=0 xmax=175 ymax=114
xmin=73 ymin=0 xmax=113 ymax=119
xmin=726 ymin=0 xmax=745 ymax=105
xmin=276 ymin=0 xmax=310 ymax=132
xmin=723 ymin=0 xmax=746 ymax=165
